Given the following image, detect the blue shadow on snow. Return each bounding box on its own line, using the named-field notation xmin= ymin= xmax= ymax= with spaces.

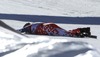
xmin=0 ymin=13 xmax=100 ymax=25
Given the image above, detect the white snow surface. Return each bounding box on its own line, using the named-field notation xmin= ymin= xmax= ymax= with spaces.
xmin=0 ymin=20 xmax=100 ymax=57
xmin=0 ymin=0 xmax=100 ymax=57
xmin=0 ymin=0 xmax=100 ymax=16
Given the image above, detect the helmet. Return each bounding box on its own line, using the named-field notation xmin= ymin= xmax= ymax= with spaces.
xmin=23 ymin=23 xmax=31 ymax=28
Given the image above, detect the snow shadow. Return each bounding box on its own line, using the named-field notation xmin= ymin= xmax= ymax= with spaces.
xmin=31 ymin=41 xmax=94 ymax=57
xmin=0 ymin=13 xmax=100 ymax=25
xmin=0 ymin=49 xmax=18 ymax=56
xmin=50 ymin=48 xmax=91 ymax=57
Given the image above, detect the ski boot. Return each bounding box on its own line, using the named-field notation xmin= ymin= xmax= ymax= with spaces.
xmin=68 ymin=27 xmax=91 ymax=38
xmin=78 ymin=27 xmax=91 ymax=37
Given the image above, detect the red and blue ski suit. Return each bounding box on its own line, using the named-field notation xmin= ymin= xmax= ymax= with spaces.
xmin=19 ymin=23 xmax=80 ymax=36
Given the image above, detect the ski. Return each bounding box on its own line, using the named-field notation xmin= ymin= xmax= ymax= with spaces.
xmin=88 ymin=35 xmax=97 ymax=39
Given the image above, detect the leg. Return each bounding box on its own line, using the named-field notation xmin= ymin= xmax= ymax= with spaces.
xmin=44 ymin=23 xmax=68 ymax=36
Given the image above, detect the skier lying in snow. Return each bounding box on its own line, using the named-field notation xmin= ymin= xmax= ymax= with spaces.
xmin=18 ymin=22 xmax=91 ymax=37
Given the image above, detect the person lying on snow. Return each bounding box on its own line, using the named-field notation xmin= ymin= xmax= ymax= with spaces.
xmin=18 ymin=22 xmax=91 ymax=37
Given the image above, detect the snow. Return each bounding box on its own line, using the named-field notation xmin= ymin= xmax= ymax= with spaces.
xmin=0 ymin=0 xmax=100 ymax=17
xmin=0 ymin=0 xmax=100 ymax=57
xmin=1 ymin=19 xmax=100 ymax=57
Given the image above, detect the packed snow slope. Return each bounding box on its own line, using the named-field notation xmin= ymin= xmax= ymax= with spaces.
xmin=0 ymin=19 xmax=100 ymax=57
xmin=2 ymin=20 xmax=100 ymax=51
xmin=0 ymin=0 xmax=100 ymax=57
xmin=0 ymin=0 xmax=100 ymax=17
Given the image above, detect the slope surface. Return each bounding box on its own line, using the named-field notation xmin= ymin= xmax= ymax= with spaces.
xmin=0 ymin=19 xmax=100 ymax=57
xmin=2 ymin=19 xmax=100 ymax=52
xmin=0 ymin=0 xmax=100 ymax=16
